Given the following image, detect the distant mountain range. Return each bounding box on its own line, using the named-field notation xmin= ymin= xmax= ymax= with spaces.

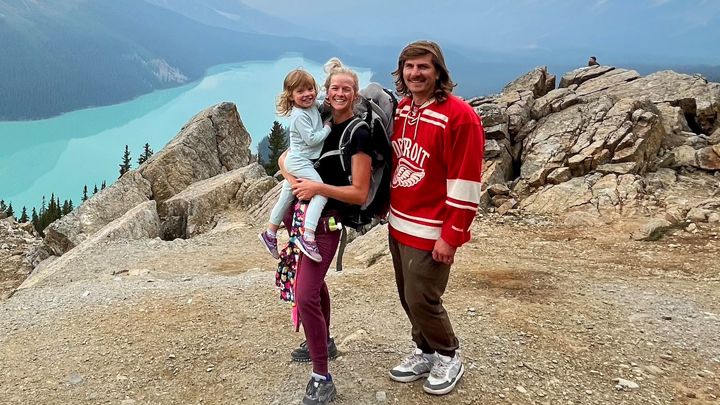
xmin=1 ymin=0 xmax=718 ymax=121
xmin=0 ymin=0 xmax=346 ymax=120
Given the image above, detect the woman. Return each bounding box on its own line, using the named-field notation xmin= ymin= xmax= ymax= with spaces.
xmin=279 ymin=57 xmax=373 ymax=405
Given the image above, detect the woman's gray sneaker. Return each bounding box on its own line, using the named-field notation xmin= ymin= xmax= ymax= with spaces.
xmin=302 ymin=376 xmax=337 ymax=405
xmin=389 ymin=348 xmax=434 ymax=382
xmin=291 ymin=338 xmax=339 ymax=362
xmin=423 ymin=353 xmax=464 ymax=395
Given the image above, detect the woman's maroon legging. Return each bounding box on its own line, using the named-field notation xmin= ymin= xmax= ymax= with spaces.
xmin=294 ymin=228 xmax=341 ymax=375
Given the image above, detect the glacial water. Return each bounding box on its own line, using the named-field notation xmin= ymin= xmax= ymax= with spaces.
xmin=0 ymin=56 xmax=372 ymax=212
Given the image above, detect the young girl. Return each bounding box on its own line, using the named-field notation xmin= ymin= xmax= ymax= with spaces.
xmin=259 ymin=69 xmax=331 ymax=263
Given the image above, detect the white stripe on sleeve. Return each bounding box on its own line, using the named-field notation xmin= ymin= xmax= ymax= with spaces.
xmin=447 ymin=179 xmax=482 ymax=204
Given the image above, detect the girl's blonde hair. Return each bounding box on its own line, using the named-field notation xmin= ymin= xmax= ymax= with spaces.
xmin=276 ymin=69 xmax=318 ymax=117
xmin=322 ymin=58 xmax=359 ymax=96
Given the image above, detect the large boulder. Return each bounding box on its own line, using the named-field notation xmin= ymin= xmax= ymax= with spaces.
xmin=695 ymin=144 xmax=720 ymax=170
xmin=502 ymin=66 xmax=555 ymax=98
xmin=574 ymin=69 xmax=642 ymax=98
xmin=20 ymin=201 xmax=160 ymax=290
xmin=44 ymin=171 xmax=153 ymax=255
xmin=531 ymin=88 xmax=581 ymax=120
xmin=520 ymin=173 xmax=647 ymax=218
xmin=139 ymin=102 xmax=253 ymax=214
xmin=521 ymin=97 xmax=664 ymax=187
xmin=585 ymin=71 xmax=720 ymax=135
xmin=559 ymin=65 xmax=616 ymax=89
xmin=43 ymin=102 xmax=252 ymax=255
xmin=162 ymin=164 xmax=271 ymax=240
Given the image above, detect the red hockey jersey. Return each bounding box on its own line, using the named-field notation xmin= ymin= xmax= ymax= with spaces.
xmin=388 ymin=95 xmax=485 ymax=251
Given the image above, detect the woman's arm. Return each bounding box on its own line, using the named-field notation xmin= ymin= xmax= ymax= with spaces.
xmin=291 ymin=152 xmax=371 ymax=205
xmin=278 ymin=149 xmax=298 ymax=186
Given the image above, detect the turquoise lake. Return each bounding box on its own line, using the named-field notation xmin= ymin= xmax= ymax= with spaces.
xmin=0 ymin=56 xmax=373 ymax=212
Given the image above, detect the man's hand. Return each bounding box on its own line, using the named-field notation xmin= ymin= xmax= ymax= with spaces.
xmin=432 ymin=237 xmax=457 ymax=265
xmin=292 ymin=178 xmax=321 ymax=200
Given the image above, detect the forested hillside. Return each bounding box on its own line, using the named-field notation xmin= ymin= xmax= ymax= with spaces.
xmin=0 ymin=0 xmax=342 ymax=120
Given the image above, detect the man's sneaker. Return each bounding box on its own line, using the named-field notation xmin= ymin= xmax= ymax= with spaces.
xmin=302 ymin=376 xmax=337 ymax=405
xmin=297 ymin=236 xmax=322 ymax=262
xmin=423 ymin=353 xmax=464 ymax=395
xmin=389 ymin=348 xmax=434 ymax=382
xmin=291 ymin=338 xmax=339 ymax=362
xmin=258 ymin=231 xmax=280 ymax=259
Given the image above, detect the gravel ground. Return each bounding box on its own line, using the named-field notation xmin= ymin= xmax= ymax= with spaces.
xmin=1 ymin=211 xmax=719 ymax=404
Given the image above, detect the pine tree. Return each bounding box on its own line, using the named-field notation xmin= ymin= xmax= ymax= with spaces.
xmin=101 ymin=181 xmax=106 ymax=190
xmin=137 ymin=143 xmax=154 ymax=165
xmin=82 ymin=185 xmax=88 ymax=202
xmin=0 ymin=200 xmax=6 ymax=212
xmin=54 ymin=196 xmax=62 ymax=221
xmin=19 ymin=206 xmax=28 ymax=223
xmin=119 ymin=145 xmax=132 ymax=177
xmin=62 ymin=200 xmax=70 ymax=215
xmin=48 ymin=193 xmax=57 ymax=222
xmin=264 ymin=121 xmax=289 ymax=176
xmin=31 ymin=208 xmax=39 ymax=230
xmin=68 ymin=199 xmax=74 ymax=213
xmin=257 ymin=152 xmax=265 ymax=167
xmin=6 ymin=203 xmax=14 ymax=218
xmin=93 ymin=184 xmax=98 ymax=194
xmin=39 ymin=196 xmax=47 ymax=218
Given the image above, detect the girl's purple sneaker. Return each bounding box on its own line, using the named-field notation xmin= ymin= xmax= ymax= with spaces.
xmin=259 ymin=231 xmax=280 ymax=260
xmin=297 ymin=236 xmax=322 ymax=262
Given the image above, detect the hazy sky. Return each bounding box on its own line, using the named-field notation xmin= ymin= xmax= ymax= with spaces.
xmin=238 ymin=0 xmax=720 ymax=64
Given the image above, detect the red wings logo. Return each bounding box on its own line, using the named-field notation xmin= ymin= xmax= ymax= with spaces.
xmin=392 ymin=157 xmax=426 ymax=188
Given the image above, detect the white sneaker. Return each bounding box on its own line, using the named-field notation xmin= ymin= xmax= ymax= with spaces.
xmin=389 ymin=348 xmax=434 ymax=382
xmin=423 ymin=353 xmax=464 ymax=395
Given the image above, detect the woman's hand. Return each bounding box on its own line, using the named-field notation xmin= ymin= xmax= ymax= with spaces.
xmin=292 ymin=178 xmax=321 ymax=200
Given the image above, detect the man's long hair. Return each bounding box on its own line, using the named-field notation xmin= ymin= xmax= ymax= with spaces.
xmin=392 ymin=40 xmax=456 ymax=103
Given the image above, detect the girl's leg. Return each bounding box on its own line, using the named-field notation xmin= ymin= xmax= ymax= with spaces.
xmin=268 ymin=180 xmax=295 ymax=228
xmin=304 ymin=194 xmax=329 ymax=235
xmin=261 ymin=180 xmax=295 ymax=259
xmin=283 ymin=155 xmax=326 ymax=237
xmin=294 ymin=229 xmax=341 ymax=376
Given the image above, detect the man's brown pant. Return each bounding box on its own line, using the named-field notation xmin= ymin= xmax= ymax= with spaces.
xmin=389 ymin=234 xmax=459 ymax=357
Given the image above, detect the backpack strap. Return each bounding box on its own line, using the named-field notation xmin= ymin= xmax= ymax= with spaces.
xmin=335 ymin=226 xmax=348 ymax=272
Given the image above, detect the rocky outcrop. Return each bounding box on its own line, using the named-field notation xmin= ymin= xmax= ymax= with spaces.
xmin=139 ymin=102 xmax=252 ymax=215
xmin=588 ymin=71 xmax=720 ymax=135
xmin=502 ymin=66 xmax=555 ymax=99
xmin=44 ymin=102 xmax=253 ymax=255
xmin=1 ymin=218 xmax=46 ymax=295
xmin=559 ymin=65 xmax=616 ymax=89
xmin=573 ymin=69 xmax=642 ymax=97
xmin=470 ymin=64 xmax=719 ymax=230
xmin=19 ymin=201 xmax=161 ymax=290
xmin=44 ymin=171 xmax=153 ymax=255
xmin=162 ymin=164 xmax=273 ymax=239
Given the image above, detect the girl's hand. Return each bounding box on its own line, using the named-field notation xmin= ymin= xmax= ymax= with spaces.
xmin=292 ymin=178 xmax=320 ymax=200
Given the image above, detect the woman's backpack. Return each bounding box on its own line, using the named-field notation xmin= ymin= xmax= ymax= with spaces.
xmin=316 ymin=83 xmax=397 ymax=230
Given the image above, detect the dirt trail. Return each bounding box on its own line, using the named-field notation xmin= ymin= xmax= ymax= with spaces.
xmin=1 ymin=211 xmax=719 ymax=404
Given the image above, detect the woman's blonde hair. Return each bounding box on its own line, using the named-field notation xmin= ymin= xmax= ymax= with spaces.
xmin=322 ymin=58 xmax=359 ymax=98
xmin=392 ymin=40 xmax=456 ymax=103
xmin=276 ymin=69 xmax=318 ymax=117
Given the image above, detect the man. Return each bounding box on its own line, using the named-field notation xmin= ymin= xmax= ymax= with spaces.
xmin=387 ymin=40 xmax=485 ymax=396
xmin=588 ymin=56 xmax=600 ymax=66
